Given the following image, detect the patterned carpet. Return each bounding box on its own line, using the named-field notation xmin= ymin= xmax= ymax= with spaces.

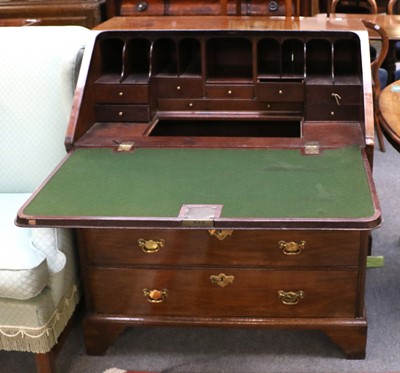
xmin=104 ymin=369 xmax=158 ymax=373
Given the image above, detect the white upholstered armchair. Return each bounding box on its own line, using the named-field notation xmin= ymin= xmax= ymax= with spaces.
xmin=0 ymin=26 xmax=90 ymax=373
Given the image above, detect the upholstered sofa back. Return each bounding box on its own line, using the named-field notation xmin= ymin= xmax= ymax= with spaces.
xmin=0 ymin=26 xmax=90 ymax=193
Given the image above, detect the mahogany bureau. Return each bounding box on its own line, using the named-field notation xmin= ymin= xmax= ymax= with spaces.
xmin=17 ymin=16 xmax=381 ymax=359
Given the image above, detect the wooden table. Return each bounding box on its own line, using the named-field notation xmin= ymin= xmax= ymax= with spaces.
xmin=379 ymin=80 xmax=400 ymax=152
xmin=316 ymin=13 xmax=400 ymax=82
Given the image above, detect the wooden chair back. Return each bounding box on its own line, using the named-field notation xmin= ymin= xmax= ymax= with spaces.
xmin=388 ymin=0 xmax=399 ymax=13
xmin=331 ymin=0 xmax=378 ymax=13
xmin=362 ymin=19 xmax=389 ymax=151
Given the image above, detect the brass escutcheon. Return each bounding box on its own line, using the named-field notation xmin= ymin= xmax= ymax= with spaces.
xmin=278 ymin=290 xmax=304 ymax=305
xmin=210 ymin=273 xmax=235 ymax=287
xmin=143 ymin=288 xmax=168 ymax=303
xmin=138 ymin=238 xmax=165 ymax=253
xmin=208 ymin=229 xmax=233 ymax=241
xmin=331 ymin=92 xmax=342 ymax=106
xmin=278 ymin=240 xmax=305 ymax=255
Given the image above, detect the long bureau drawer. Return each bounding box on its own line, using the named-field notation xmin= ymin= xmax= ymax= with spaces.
xmin=87 ymin=267 xmax=359 ymax=318
xmin=80 ymin=229 xmax=361 ymax=267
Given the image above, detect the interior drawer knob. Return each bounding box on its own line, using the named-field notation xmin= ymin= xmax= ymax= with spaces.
xmin=278 ymin=240 xmax=305 ymax=255
xmin=136 ymin=1 xmax=148 ymax=12
xmin=278 ymin=290 xmax=304 ymax=305
xmin=143 ymin=288 xmax=168 ymax=303
xmin=208 ymin=229 xmax=233 ymax=240
xmin=138 ymin=238 xmax=165 ymax=253
xmin=210 ymin=273 xmax=235 ymax=287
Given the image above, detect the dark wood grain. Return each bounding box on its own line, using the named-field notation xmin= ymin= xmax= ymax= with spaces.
xmin=16 ymin=17 xmax=380 ymax=360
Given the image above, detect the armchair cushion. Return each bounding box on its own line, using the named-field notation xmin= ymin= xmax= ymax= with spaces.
xmin=0 ymin=194 xmax=69 ymax=300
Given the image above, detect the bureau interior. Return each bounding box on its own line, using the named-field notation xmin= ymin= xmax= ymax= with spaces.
xmin=69 ymin=28 xmax=367 ymax=148
xmin=94 ymin=31 xmax=362 ymax=81
xmin=148 ymin=118 xmax=301 ymax=137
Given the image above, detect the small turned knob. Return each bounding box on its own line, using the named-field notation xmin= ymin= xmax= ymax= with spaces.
xmin=136 ymin=1 xmax=148 ymax=12
xmin=268 ymin=1 xmax=279 ymax=12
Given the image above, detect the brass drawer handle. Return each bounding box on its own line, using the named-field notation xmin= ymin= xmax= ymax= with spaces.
xmin=278 ymin=290 xmax=304 ymax=305
xmin=210 ymin=273 xmax=235 ymax=288
xmin=208 ymin=229 xmax=233 ymax=240
xmin=138 ymin=238 xmax=165 ymax=253
xmin=278 ymin=240 xmax=305 ymax=255
xmin=143 ymin=288 xmax=168 ymax=303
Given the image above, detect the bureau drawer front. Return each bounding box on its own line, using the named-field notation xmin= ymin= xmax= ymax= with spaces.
xmin=88 ymin=268 xmax=358 ymax=318
xmin=81 ymin=229 xmax=361 ymax=267
xmin=306 ymin=85 xmax=362 ymax=105
xmin=152 ymin=78 xmax=204 ymax=98
xmin=305 ymin=104 xmax=361 ymax=121
xmin=257 ymin=82 xmax=305 ymax=102
xmin=206 ymin=84 xmax=254 ymax=99
xmin=95 ymin=104 xmax=150 ymax=122
xmin=157 ymin=99 xmax=303 ymax=112
xmin=94 ymin=84 xmax=149 ymax=104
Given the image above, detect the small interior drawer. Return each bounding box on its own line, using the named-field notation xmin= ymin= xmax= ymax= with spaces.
xmin=305 ymin=104 xmax=361 ymax=121
xmin=95 ymin=104 xmax=150 ymax=122
xmin=206 ymin=84 xmax=254 ymax=99
xmin=306 ymin=85 xmax=362 ymax=104
xmin=152 ymin=77 xmax=204 ymax=98
xmin=94 ymin=84 xmax=149 ymax=104
xmin=257 ymin=81 xmax=305 ymax=102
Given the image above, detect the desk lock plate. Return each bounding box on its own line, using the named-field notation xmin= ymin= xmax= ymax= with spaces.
xmin=179 ymin=204 xmax=223 ymax=227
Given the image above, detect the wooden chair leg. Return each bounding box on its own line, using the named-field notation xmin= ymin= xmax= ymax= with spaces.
xmin=36 ymin=351 xmax=56 ymax=373
xmin=375 ymin=113 xmax=386 ymax=152
xmin=34 ymin=301 xmax=82 ymax=373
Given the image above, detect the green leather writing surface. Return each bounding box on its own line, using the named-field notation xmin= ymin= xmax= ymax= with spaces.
xmin=23 ymin=146 xmax=375 ymax=220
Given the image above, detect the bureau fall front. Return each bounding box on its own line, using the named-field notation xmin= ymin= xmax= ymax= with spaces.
xmin=17 ymin=16 xmax=381 ymax=359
